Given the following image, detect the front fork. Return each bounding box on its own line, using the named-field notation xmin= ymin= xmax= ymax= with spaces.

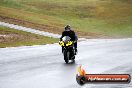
xmin=62 ymin=47 xmax=75 ymax=59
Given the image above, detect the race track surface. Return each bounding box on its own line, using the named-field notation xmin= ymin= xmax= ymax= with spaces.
xmin=0 ymin=39 xmax=132 ymax=88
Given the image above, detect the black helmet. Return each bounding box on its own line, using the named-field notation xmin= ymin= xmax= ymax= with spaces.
xmin=65 ymin=25 xmax=71 ymax=30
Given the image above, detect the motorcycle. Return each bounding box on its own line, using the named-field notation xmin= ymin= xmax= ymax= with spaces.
xmin=59 ymin=36 xmax=76 ymax=63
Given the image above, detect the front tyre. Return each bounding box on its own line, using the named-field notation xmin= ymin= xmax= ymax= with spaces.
xmin=63 ymin=50 xmax=69 ymax=64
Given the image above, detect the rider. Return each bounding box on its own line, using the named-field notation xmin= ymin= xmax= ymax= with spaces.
xmin=60 ymin=25 xmax=78 ymax=54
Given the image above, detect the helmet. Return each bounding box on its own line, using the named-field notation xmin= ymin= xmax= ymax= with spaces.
xmin=65 ymin=25 xmax=71 ymax=31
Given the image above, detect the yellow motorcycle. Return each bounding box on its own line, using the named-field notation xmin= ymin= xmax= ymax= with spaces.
xmin=59 ymin=36 xmax=76 ymax=63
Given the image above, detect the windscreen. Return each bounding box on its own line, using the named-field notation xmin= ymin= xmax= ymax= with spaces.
xmin=62 ymin=36 xmax=71 ymax=43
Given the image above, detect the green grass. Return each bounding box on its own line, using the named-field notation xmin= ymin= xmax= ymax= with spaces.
xmin=0 ymin=0 xmax=132 ymax=37
xmin=0 ymin=26 xmax=58 ymax=48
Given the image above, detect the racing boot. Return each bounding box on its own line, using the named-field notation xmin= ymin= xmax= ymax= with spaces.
xmin=75 ymin=48 xmax=78 ymax=55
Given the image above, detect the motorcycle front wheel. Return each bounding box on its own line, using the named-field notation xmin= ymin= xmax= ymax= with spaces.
xmin=63 ymin=50 xmax=70 ymax=64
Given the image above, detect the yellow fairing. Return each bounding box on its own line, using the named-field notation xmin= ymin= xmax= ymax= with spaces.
xmin=59 ymin=41 xmax=64 ymax=47
xmin=66 ymin=41 xmax=73 ymax=46
xmin=59 ymin=41 xmax=73 ymax=47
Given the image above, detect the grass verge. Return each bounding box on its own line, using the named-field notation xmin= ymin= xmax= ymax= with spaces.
xmin=0 ymin=0 xmax=132 ymax=38
xmin=0 ymin=26 xmax=58 ymax=48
